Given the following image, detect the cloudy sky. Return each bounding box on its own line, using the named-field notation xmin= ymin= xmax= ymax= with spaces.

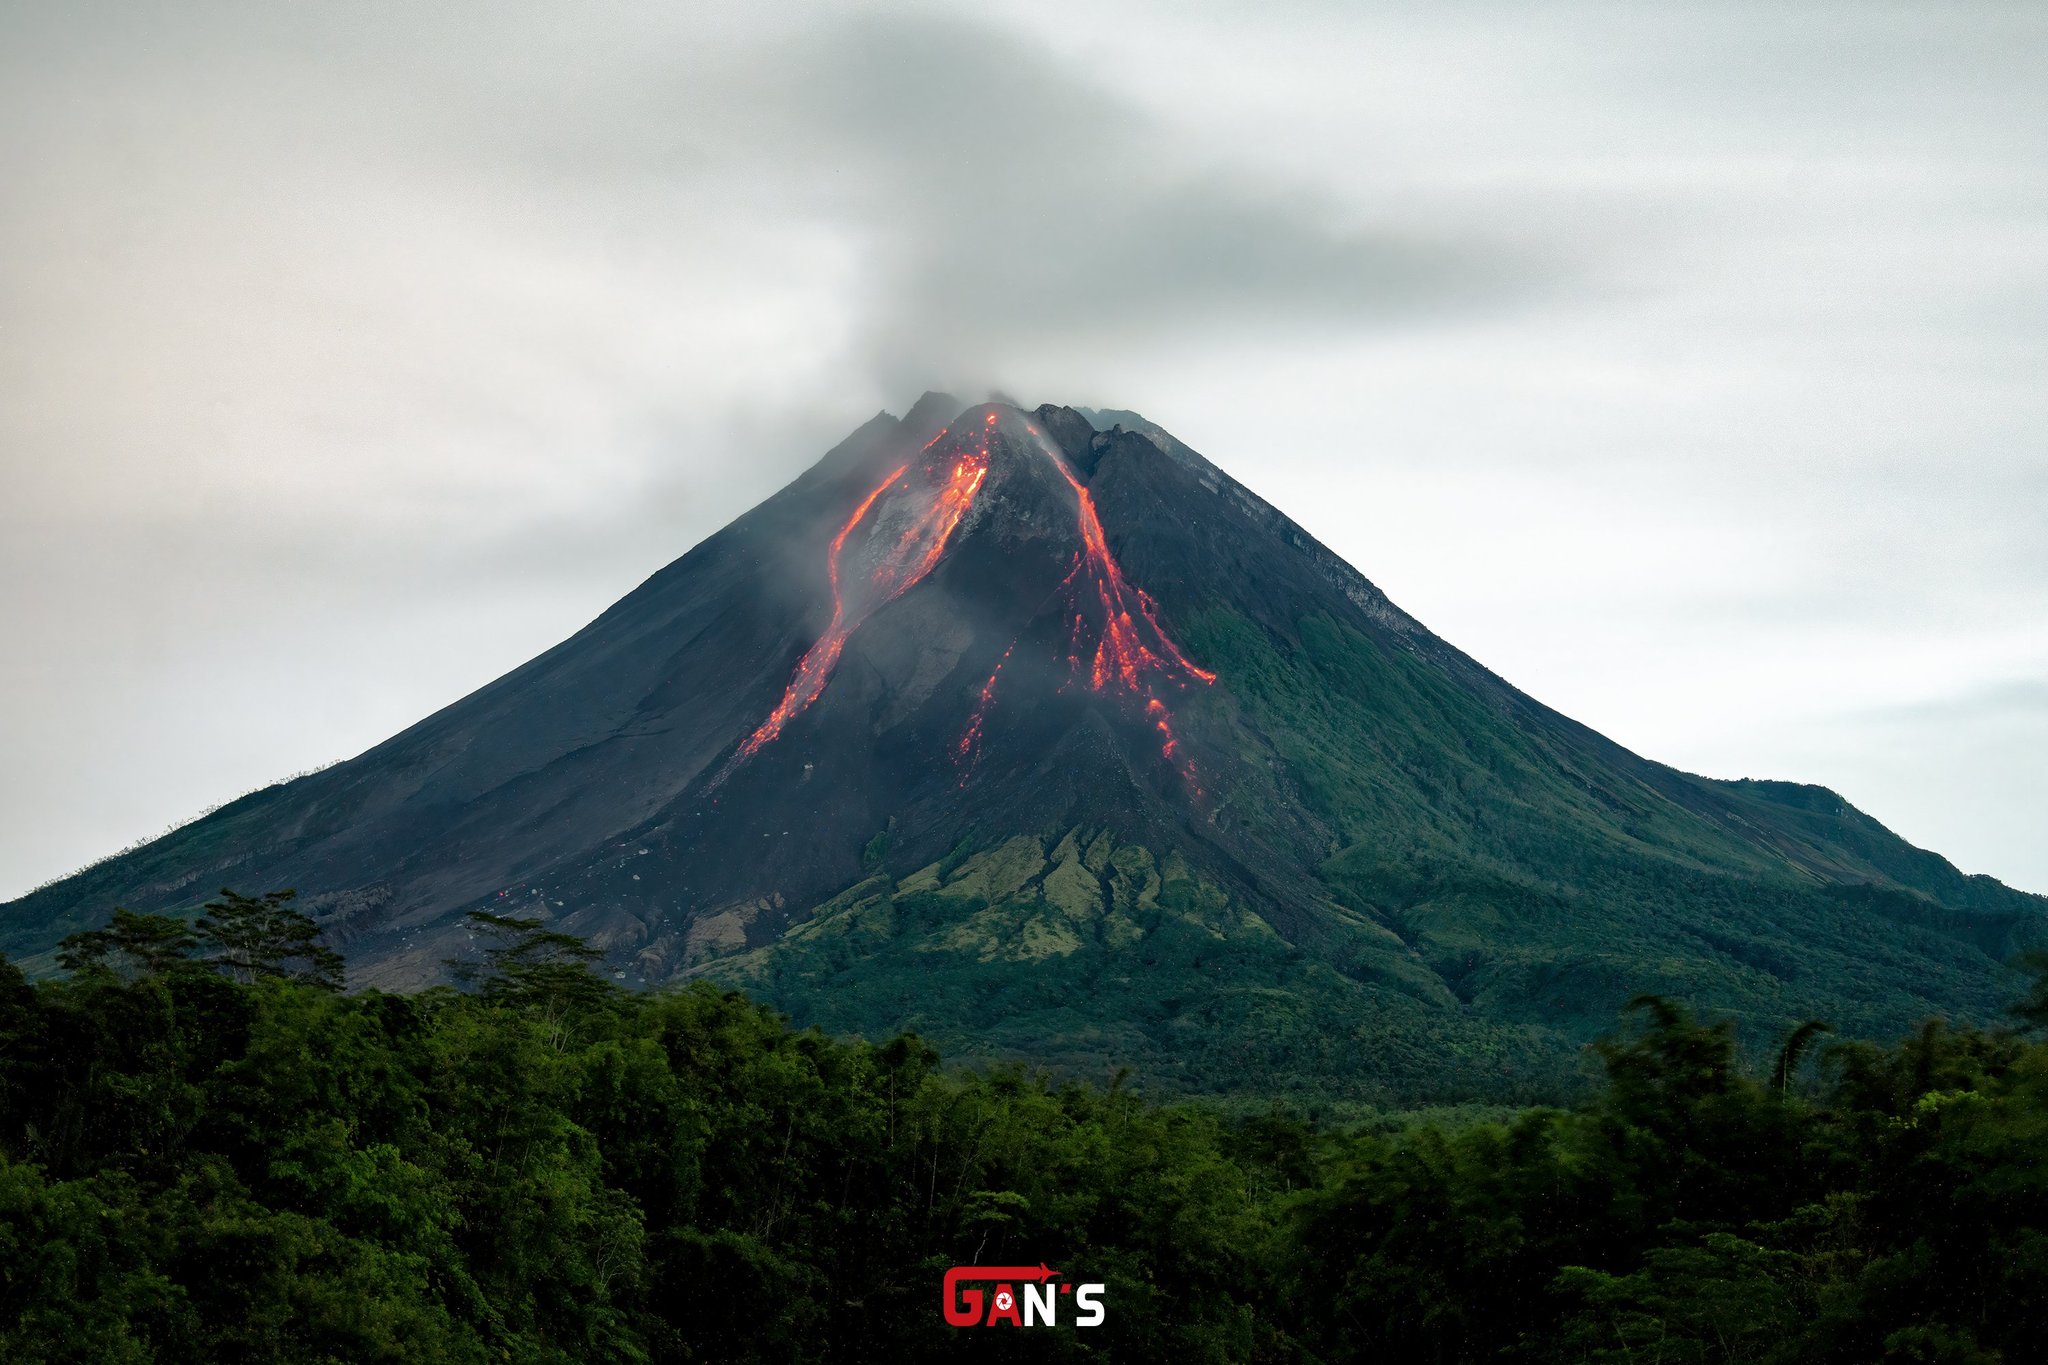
xmin=3 ymin=0 xmax=2044 ymax=898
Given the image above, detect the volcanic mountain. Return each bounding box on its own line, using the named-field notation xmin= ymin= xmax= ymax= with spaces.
xmin=7 ymin=395 xmax=2042 ymax=1101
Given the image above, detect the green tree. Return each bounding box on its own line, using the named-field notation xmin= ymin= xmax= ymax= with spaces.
xmin=2011 ymin=947 xmax=2048 ymax=1031
xmin=1771 ymin=1019 xmax=1833 ymax=1095
xmin=448 ymin=911 xmax=618 ymax=1052
xmin=8 ymin=910 xmax=2048 ymax=1362
xmin=55 ymin=908 xmax=199 ymax=981
xmin=194 ymin=889 xmax=343 ymax=989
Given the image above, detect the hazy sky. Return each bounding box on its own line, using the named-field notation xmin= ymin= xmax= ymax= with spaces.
xmin=3 ymin=0 xmax=2044 ymax=898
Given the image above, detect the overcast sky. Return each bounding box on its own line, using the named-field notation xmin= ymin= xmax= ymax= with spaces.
xmin=3 ymin=0 xmax=2044 ymax=898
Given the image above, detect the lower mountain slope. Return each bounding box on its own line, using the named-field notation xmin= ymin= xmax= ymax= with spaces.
xmin=700 ymin=601 xmax=2041 ymax=1103
xmin=3 ymin=395 xmax=2039 ymax=1102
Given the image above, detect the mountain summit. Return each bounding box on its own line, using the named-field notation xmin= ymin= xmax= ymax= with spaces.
xmin=7 ymin=397 xmax=2041 ymax=1099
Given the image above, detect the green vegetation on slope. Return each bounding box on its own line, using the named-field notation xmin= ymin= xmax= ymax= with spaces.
xmin=6 ymin=899 xmax=2048 ymax=1361
xmin=661 ymin=608 xmax=2045 ymax=1106
xmin=1199 ymin=609 xmax=2036 ymax=1045
xmin=705 ymin=831 xmax=1581 ymax=1105
xmin=3 ymin=590 xmax=2040 ymax=1114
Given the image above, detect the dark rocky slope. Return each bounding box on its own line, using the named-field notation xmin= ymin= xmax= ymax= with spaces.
xmin=7 ymin=395 xmax=2039 ymax=1099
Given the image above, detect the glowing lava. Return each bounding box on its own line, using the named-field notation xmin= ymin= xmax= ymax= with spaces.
xmin=1046 ymin=457 xmax=1216 ymax=691
xmin=954 ymin=641 xmax=1013 ymax=771
xmin=957 ymin=429 xmax=1215 ymax=788
xmin=716 ymin=431 xmax=988 ymax=785
xmin=720 ymin=409 xmax=1212 ymax=794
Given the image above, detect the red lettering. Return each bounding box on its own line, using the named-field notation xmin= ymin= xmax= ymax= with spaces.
xmin=941 ymin=1269 xmax=984 ymax=1328
xmin=984 ymin=1283 xmax=1022 ymax=1327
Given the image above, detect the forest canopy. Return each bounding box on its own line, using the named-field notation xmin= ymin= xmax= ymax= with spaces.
xmin=1 ymin=894 xmax=2045 ymax=1362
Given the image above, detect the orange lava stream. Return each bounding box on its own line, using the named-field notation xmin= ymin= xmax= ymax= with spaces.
xmin=956 ymin=433 xmax=1215 ymax=789
xmin=720 ymin=443 xmax=988 ymax=783
xmin=1048 ymin=459 xmax=1216 ymax=689
xmin=1047 ymin=456 xmax=1212 ymax=784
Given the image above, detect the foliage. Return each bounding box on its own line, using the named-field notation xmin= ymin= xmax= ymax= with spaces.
xmin=55 ymin=907 xmax=200 ymax=981
xmin=8 ymin=605 xmax=2044 ymax=1114
xmin=194 ymin=889 xmax=344 ymax=989
xmin=673 ymin=608 xmax=2048 ymax=1109
xmin=4 ymin=907 xmax=2048 ymax=1360
xmin=450 ymin=910 xmax=613 ymax=1017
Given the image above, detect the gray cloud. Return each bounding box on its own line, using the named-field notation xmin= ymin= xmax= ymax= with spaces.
xmin=749 ymin=13 xmax=1552 ymax=385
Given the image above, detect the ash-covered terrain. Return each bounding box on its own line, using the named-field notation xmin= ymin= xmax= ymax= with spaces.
xmin=9 ymin=394 xmax=2041 ymax=1100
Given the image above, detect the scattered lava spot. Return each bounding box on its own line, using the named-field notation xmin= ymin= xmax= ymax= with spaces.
xmin=955 ymin=641 xmax=1014 ymax=778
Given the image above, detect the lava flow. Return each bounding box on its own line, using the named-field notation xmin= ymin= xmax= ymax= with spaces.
xmin=716 ymin=431 xmax=988 ymax=785
xmin=1046 ymin=457 xmax=1215 ymax=691
xmin=958 ymin=428 xmax=1215 ymax=787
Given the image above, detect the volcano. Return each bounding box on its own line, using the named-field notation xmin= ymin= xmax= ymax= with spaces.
xmin=7 ymin=395 xmax=2042 ymax=1101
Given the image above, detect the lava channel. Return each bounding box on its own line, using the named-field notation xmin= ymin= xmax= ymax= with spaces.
xmin=715 ymin=430 xmax=988 ymax=786
xmin=958 ymin=428 xmax=1215 ymax=788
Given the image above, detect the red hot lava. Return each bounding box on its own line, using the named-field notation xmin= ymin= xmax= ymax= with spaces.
xmin=1046 ymin=458 xmax=1216 ymax=691
xmin=720 ymin=409 xmax=1214 ymax=793
xmin=958 ymin=431 xmax=1215 ymax=787
xmin=718 ymin=431 xmax=988 ymax=783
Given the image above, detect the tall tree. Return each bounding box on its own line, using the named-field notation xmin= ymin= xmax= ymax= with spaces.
xmin=448 ymin=910 xmax=615 ymax=1034
xmin=1771 ymin=1019 xmax=1833 ymax=1094
xmin=56 ymin=907 xmax=199 ymax=981
xmin=194 ymin=889 xmax=344 ymax=989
